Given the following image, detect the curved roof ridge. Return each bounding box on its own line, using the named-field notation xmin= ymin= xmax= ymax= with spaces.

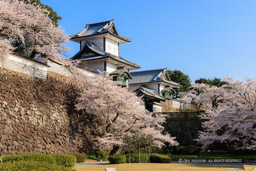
xmin=71 ymin=20 xmax=130 ymax=43
xmin=135 ymin=86 xmax=166 ymax=101
xmin=71 ymin=40 xmax=106 ymax=60
xmin=86 ymin=19 xmax=113 ymax=27
xmin=107 ymin=54 xmax=139 ymax=67
xmin=130 ymin=68 xmax=166 ymax=73
xmin=85 ymin=41 xmax=106 ymax=55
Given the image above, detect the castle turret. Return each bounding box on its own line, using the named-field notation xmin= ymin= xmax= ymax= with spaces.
xmin=70 ymin=20 xmax=140 ymax=87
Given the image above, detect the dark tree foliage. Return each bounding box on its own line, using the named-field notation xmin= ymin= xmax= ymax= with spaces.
xmin=24 ymin=0 xmax=62 ymax=26
xmin=195 ymin=78 xmax=226 ymax=87
xmin=167 ymin=70 xmax=191 ymax=92
xmin=12 ymin=0 xmax=62 ymax=58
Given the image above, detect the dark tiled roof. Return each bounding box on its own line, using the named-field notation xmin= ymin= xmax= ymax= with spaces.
xmin=72 ymin=41 xmax=106 ymax=60
xmin=129 ymin=69 xmax=179 ymax=87
xmin=109 ymin=68 xmax=133 ymax=79
xmin=71 ymin=20 xmax=130 ymax=42
xmin=129 ymin=69 xmax=165 ymax=84
xmin=71 ymin=41 xmax=140 ymax=69
xmin=135 ymin=86 xmax=166 ymax=101
xmin=161 ymin=87 xmax=175 ymax=93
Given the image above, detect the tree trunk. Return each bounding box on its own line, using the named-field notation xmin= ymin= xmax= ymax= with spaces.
xmin=128 ymin=151 xmax=131 ymax=163
xmin=144 ymin=146 xmax=147 ymax=162
xmin=148 ymin=147 xmax=151 ymax=163
xmin=110 ymin=145 xmax=119 ymax=155
xmin=139 ymin=148 xmax=141 ymax=163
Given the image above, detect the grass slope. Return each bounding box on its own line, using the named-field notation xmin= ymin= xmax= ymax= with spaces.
xmin=75 ymin=163 xmax=244 ymax=171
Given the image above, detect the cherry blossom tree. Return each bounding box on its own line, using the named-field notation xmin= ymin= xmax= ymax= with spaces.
xmin=1 ymin=0 xmax=178 ymax=154
xmin=0 ymin=39 xmax=13 ymax=63
xmin=75 ymin=74 xmax=178 ymax=154
xmin=0 ymin=0 xmax=69 ymax=61
xmin=182 ymin=78 xmax=256 ymax=151
xmin=181 ymin=83 xmax=211 ymax=113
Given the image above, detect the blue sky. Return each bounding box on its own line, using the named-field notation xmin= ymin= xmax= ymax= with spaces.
xmin=42 ymin=0 xmax=256 ymax=82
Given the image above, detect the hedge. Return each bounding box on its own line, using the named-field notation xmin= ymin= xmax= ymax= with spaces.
xmin=0 ymin=161 xmax=75 ymax=171
xmin=2 ymin=153 xmax=76 ymax=167
xmin=2 ymin=153 xmax=56 ymax=165
xmin=125 ymin=153 xmax=148 ymax=163
xmin=176 ymin=146 xmax=199 ymax=155
xmin=86 ymin=154 xmax=97 ymax=160
xmin=69 ymin=152 xmax=86 ymax=163
xmin=108 ymin=154 xmax=126 ymax=164
xmin=96 ymin=150 xmax=109 ymax=161
xmin=0 ymin=156 xmax=5 ymax=161
xmin=52 ymin=154 xmax=76 ymax=167
xmin=150 ymin=153 xmax=171 ymax=163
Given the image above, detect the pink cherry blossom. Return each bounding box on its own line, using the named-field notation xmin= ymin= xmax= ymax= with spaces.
xmin=0 ymin=0 xmax=69 ymax=62
xmin=182 ymin=78 xmax=256 ymax=151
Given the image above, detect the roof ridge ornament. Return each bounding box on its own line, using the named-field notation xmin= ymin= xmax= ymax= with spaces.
xmin=97 ymin=21 xmax=111 ymax=33
xmin=153 ymin=71 xmax=164 ymax=81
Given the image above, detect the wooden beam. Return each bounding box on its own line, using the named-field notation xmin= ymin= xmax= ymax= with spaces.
xmin=104 ymin=61 xmax=107 ymax=72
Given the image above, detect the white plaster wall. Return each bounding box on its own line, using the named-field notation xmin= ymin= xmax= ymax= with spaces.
xmin=7 ymin=54 xmax=47 ymax=71
xmin=129 ymin=84 xmax=141 ymax=92
xmin=159 ymin=84 xmax=165 ymax=96
xmin=106 ymin=62 xmax=117 ymax=73
xmin=77 ymin=68 xmax=96 ymax=78
xmin=1 ymin=54 xmax=48 ymax=79
xmin=48 ymin=60 xmax=72 ymax=77
xmin=85 ymin=61 xmax=105 ymax=73
xmin=1 ymin=53 xmax=97 ymax=80
xmin=146 ymin=83 xmax=159 ymax=94
xmin=105 ymin=38 xmax=119 ymax=56
xmin=48 ymin=60 xmax=96 ymax=78
xmin=153 ymin=103 xmax=162 ymax=113
xmin=126 ymin=79 xmax=129 ymax=88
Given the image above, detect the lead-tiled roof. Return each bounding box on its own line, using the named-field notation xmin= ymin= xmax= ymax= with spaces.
xmin=71 ymin=20 xmax=130 ymax=42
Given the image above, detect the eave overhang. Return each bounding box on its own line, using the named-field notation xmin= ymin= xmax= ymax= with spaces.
xmin=72 ymin=55 xmax=140 ymax=70
xmin=135 ymin=87 xmax=166 ymax=101
xmin=109 ymin=69 xmax=133 ymax=79
xmin=129 ymin=80 xmax=179 ymax=88
xmin=71 ymin=32 xmax=130 ymax=44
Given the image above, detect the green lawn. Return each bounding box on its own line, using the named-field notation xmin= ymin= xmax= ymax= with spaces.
xmin=86 ymin=154 xmax=97 ymax=160
xmin=75 ymin=163 xmax=245 ymax=171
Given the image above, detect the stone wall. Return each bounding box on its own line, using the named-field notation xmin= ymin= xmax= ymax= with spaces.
xmin=0 ymin=68 xmax=93 ymax=155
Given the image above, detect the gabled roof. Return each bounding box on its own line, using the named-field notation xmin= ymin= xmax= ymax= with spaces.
xmin=71 ymin=20 xmax=130 ymax=43
xmin=134 ymin=86 xmax=166 ymax=101
xmin=129 ymin=68 xmax=180 ymax=87
xmin=109 ymin=68 xmax=133 ymax=79
xmin=71 ymin=41 xmax=140 ymax=70
xmin=161 ymin=87 xmax=175 ymax=93
xmin=72 ymin=41 xmax=106 ymax=60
